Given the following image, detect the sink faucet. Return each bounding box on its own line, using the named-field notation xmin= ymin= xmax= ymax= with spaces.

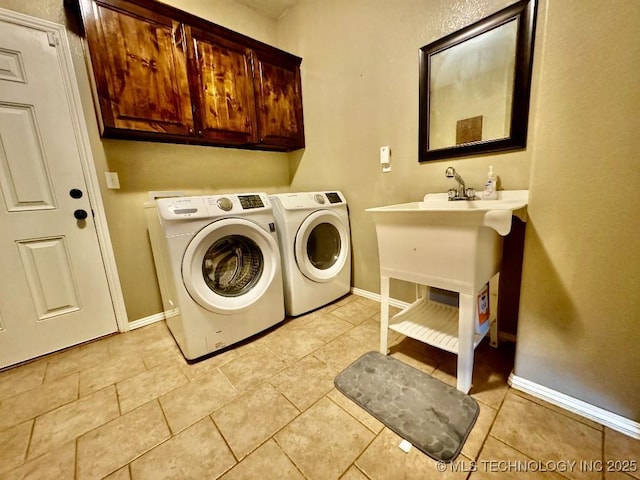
xmin=445 ymin=167 xmax=475 ymax=200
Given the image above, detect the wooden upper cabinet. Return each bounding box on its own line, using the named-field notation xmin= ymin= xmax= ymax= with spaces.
xmin=76 ymin=0 xmax=305 ymax=151
xmin=187 ymin=27 xmax=258 ymax=145
xmin=253 ymin=51 xmax=305 ymax=150
xmin=80 ymin=0 xmax=194 ymax=137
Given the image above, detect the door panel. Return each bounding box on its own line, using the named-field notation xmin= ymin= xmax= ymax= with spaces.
xmin=0 ymin=103 xmax=56 ymax=211
xmin=0 ymin=17 xmax=117 ymax=368
xmin=0 ymin=47 xmax=27 ymax=82
xmin=16 ymin=237 xmax=81 ymax=320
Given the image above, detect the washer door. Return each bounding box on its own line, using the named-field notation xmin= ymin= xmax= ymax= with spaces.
xmin=294 ymin=210 xmax=349 ymax=283
xmin=182 ymin=218 xmax=278 ymax=314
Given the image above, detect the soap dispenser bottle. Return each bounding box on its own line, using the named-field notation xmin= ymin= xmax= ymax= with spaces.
xmin=482 ymin=166 xmax=498 ymax=200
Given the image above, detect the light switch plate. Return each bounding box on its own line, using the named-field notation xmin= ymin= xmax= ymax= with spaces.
xmin=105 ymin=172 xmax=120 ymax=189
xmin=380 ymin=146 xmax=391 ymax=172
xmin=380 ymin=146 xmax=390 ymax=163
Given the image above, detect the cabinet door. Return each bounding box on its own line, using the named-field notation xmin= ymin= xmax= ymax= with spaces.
xmin=252 ymin=51 xmax=305 ymax=150
xmin=80 ymin=0 xmax=193 ymax=136
xmin=187 ymin=27 xmax=258 ymax=144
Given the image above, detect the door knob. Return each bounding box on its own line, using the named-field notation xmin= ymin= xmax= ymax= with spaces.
xmin=74 ymin=209 xmax=88 ymax=220
xmin=69 ymin=188 xmax=83 ymax=199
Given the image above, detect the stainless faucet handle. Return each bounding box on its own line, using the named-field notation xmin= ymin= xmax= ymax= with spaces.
xmin=466 ymin=187 xmax=476 ymax=199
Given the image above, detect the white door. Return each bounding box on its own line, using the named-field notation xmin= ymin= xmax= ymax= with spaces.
xmin=0 ymin=17 xmax=117 ymax=368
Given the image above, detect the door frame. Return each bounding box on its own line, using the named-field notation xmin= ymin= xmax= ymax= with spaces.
xmin=0 ymin=7 xmax=128 ymax=331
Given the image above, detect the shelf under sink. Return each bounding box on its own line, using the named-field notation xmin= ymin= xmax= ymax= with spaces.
xmin=389 ymin=297 xmax=490 ymax=354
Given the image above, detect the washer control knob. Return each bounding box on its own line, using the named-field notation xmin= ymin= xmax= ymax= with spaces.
xmin=216 ymin=197 xmax=233 ymax=211
xmin=314 ymin=193 xmax=326 ymax=204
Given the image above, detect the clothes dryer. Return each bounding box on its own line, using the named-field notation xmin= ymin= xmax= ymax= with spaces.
xmin=270 ymin=191 xmax=351 ymax=316
xmin=145 ymin=193 xmax=284 ymax=360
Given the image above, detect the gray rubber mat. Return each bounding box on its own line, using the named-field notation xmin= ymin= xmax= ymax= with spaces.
xmin=334 ymin=351 xmax=479 ymax=462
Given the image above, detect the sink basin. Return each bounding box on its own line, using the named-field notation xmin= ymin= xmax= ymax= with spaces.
xmin=367 ymin=190 xmax=528 ymax=236
xmin=366 ymin=190 xmax=528 ymax=294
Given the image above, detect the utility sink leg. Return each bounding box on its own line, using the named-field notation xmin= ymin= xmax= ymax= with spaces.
xmin=489 ymin=274 xmax=499 ymax=348
xmin=456 ymin=293 xmax=475 ymax=394
xmin=379 ymin=276 xmax=390 ymax=355
xmin=490 ymin=318 xmax=499 ymax=348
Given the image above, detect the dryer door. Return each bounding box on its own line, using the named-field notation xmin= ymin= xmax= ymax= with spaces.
xmin=182 ymin=218 xmax=279 ymax=314
xmin=294 ymin=210 xmax=349 ymax=283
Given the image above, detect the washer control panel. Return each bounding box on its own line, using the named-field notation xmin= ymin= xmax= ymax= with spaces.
xmin=239 ymin=194 xmax=265 ymax=209
xmin=157 ymin=196 xmax=210 ymax=220
xmin=158 ymin=193 xmax=271 ymax=220
xmin=216 ymin=197 xmax=233 ymax=211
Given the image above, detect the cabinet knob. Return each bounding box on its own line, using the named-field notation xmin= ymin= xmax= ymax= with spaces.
xmin=198 ymin=130 xmax=203 ymax=136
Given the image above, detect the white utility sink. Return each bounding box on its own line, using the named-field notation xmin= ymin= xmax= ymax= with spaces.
xmin=366 ymin=190 xmax=528 ymax=393
xmin=366 ymin=190 xmax=528 ymax=294
xmin=367 ymin=189 xmax=528 ymax=236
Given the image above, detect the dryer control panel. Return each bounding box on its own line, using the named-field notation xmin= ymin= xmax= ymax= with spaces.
xmin=325 ymin=192 xmax=342 ymax=204
xmin=273 ymin=191 xmax=346 ymax=210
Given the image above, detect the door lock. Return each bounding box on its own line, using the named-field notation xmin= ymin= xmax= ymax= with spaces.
xmin=74 ymin=209 xmax=88 ymax=220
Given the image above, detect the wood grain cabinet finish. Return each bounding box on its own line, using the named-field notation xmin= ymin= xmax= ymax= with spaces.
xmin=80 ymin=0 xmax=194 ymax=137
xmin=253 ymin=51 xmax=305 ymax=150
xmin=187 ymin=27 xmax=258 ymax=145
xmin=76 ymin=0 xmax=304 ymax=151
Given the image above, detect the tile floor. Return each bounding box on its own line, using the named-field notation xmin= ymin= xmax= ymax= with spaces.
xmin=0 ymin=294 xmax=638 ymax=479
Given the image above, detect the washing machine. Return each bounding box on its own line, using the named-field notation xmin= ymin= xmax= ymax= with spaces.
xmin=270 ymin=191 xmax=351 ymax=316
xmin=145 ymin=193 xmax=284 ymax=360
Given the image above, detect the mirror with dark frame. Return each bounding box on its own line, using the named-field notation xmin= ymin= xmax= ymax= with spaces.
xmin=419 ymin=0 xmax=537 ymax=162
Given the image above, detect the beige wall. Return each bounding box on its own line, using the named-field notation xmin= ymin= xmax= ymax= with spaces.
xmin=277 ymin=0 xmax=532 ymax=302
xmin=514 ymin=0 xmax=640 ymax=421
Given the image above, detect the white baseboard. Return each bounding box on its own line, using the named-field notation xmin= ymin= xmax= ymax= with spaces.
xmin=509 ymin=373 xmax=640 ymax=439
xmin=128 ymin=311 xmax=166 ymax=330
xmin=350 ymin=286 xmax=411 ymax=310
